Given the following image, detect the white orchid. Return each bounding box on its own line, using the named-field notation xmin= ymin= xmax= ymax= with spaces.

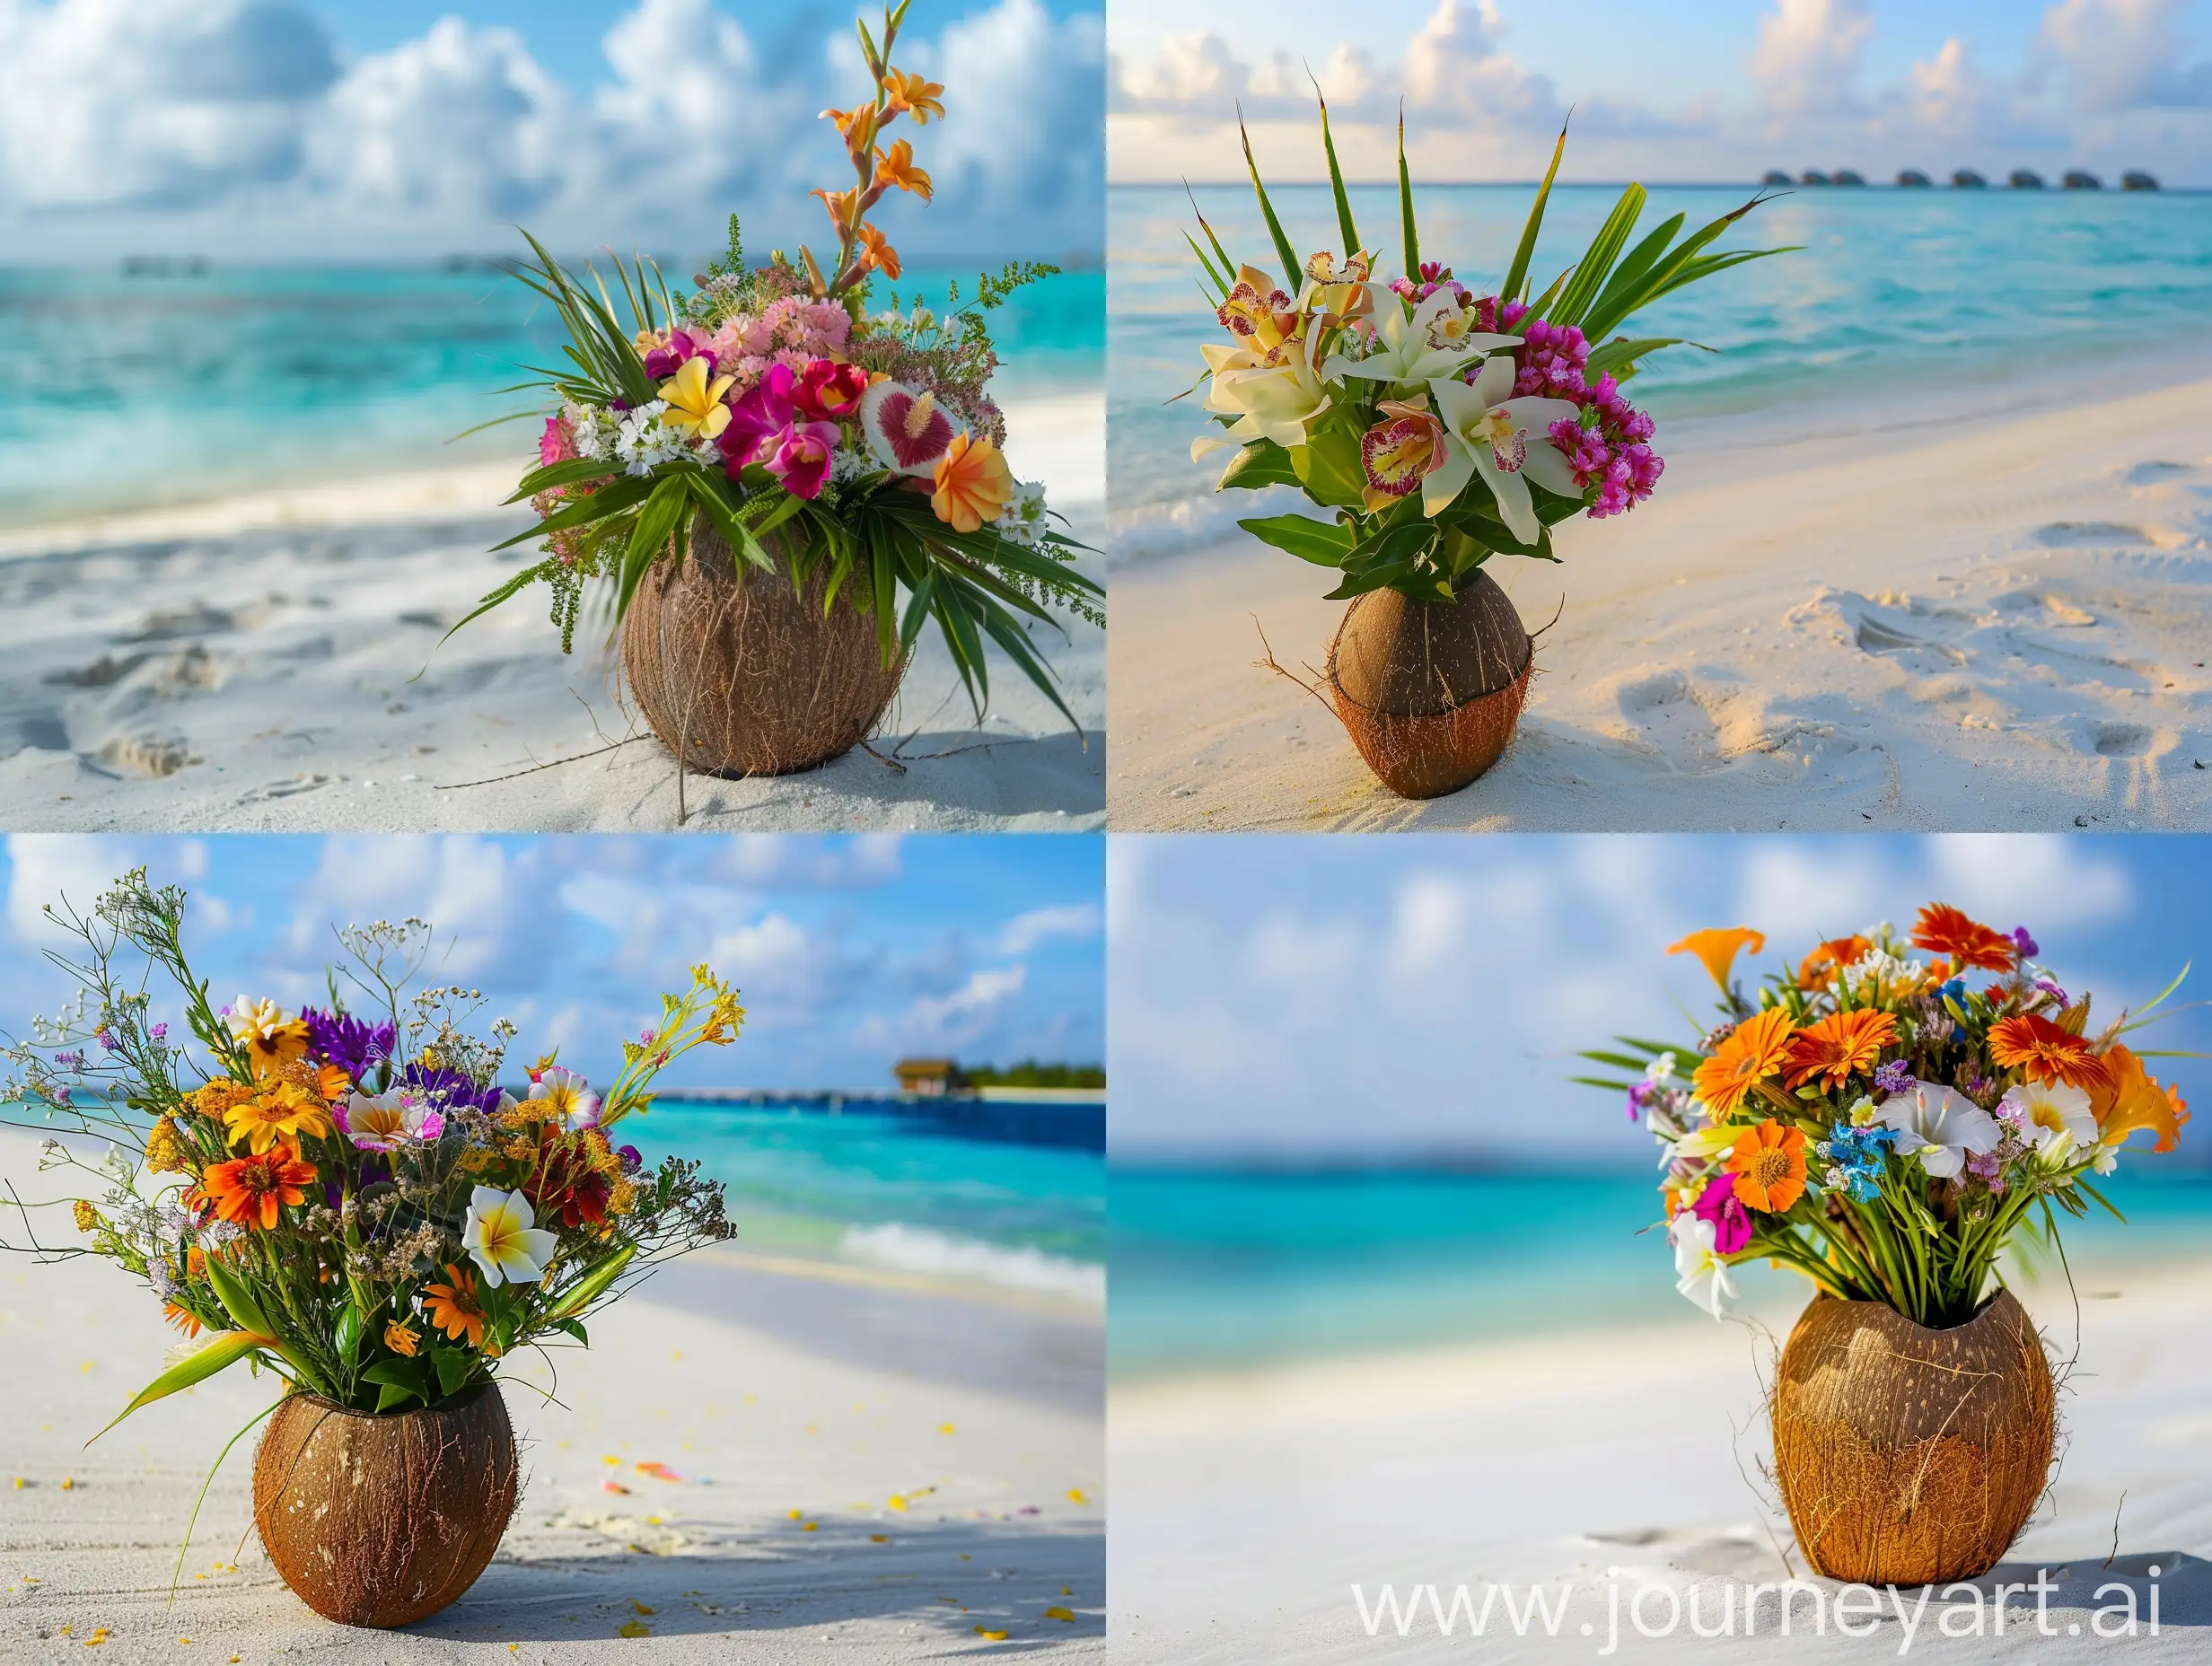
xmin=1874 ymin=1083 xmax=2002 ymax=1179
xmin=1192 ymin=331 xmax=1334 ymax=457
xmin=1672 ymin=1211 xmax=1739 ymax=1320
xmin=1422 ymin=360 xmax=1585 ymax=539
xmin=1998 ymin=1081 xmax=2097 ymax=1158
xmin=1322 ymin=287 xmax=1516 ymax=388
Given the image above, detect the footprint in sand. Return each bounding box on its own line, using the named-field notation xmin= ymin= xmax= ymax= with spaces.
xmin=125 ymin=602 xmax=234 ymax=642
xmin=241 ymin=773 xmax=335 ymax=800
xmin=44 ymin=653 xmax=152 ymax=688
xmin=3 ymin=711 xmax=71 ymax=757
xmin=2087 ymin=721 xmax=2158 ymax=758
xmin=92 ymin=732 xmax=197 ymax=778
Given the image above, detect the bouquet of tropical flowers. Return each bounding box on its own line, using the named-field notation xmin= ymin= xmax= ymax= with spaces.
xmin=1185 ymin=106 xmax=1789 ymax=601
xmin=1579 ymin=906 xmax=2192 ymax=1327
xmin=0 ymin=870 xmax=742 ymax=1433
xmin=462 ymin=0 xmax=1101 ymax=738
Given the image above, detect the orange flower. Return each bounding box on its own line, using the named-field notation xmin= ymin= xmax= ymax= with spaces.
xmin=1783 ymin=1009 xmax=1899 ymax=1092
xmin=2090 ymin=1043 xmax=2190 ymax=1153
xmin=199 ymin=1149 xmax=317 ymax=1232
xmin=812 ymin=186 xmax=859 ymax=232
xmin=882 ymin=68 xmax=944 ymax=124
xmin=162 ymin=1302 xmax=203 ymax=1338
xmin=1796 ymin=935 xmax=1871 ymax=989
xmin=1725 ymin=1121 xmax=1809 ymax=1213
xmin=222 ymin=1083 xmax=332 ymax=1156
xmin=422 ymin=1265 xmax=487 ymax=1351
xmin=185 ymin=1247 xmax=207 ymax=1279
xmin=856 ymin=221 xmax=900 ymax=279
xmin=873 ymin=139 xmax=933 ymax=200
xmin=1668 ymin=927 xmax=1767 ymax=990
xmin=1909 ymin=904 xmax=2017 ymax=973
xmin=820 ymin=102 xmax=877 ymax=152
xmin=1989 ymin=1013 xmax=2112 ymax=1092
xmin=930 ymin=432 xmax=1014 ymax=533
xmin=384 ymin=1320 xmax=421 ymax=1359
xmin=1692 ymin=1007 xmax=1795 ymax=1118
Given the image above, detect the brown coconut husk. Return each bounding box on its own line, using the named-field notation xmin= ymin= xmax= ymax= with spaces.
xmin=253 ymin=1384 xmax=520 ymax=1628
xmin=1324 ymin=569 xmax=1534 ymax=799
xmin=1772 ymin=1290 xmax=2055 ymax=1587
xmin=620 ymin=522 xmax=908 ymax=777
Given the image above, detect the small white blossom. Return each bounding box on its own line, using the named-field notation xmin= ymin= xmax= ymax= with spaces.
xmin=615 ymin=400 xmax=683 ymax=476
xmin=1002 ymin=479 xmax=1049 ymax=547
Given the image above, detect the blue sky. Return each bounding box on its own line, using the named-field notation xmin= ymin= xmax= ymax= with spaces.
xmin=1110 ymin=834 xmax=2211 ymax=1167
xmin=0 ymin=0 xmax=1103 ymax=259
xmin=1110 ymin=0 xmax=2212 ymax=184
xmin=0 ymin=834 xmax=1104 ymax=1093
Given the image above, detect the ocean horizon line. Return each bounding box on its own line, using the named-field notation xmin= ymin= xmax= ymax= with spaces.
xmin=1112 ymin=178 xmax=2211 ymax=194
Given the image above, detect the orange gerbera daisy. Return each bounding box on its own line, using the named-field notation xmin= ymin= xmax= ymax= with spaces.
xmin=1796 ymin=936 xmax=1871 ymax=989
xmin=222 ymin=1082 xmax=332 ymax=1156
xmin=1692 ymin=1007 xmax=1796 ymax=1118
xmin=1989 ymin=1013 xmax=2113 ymax=1092
xmin=1725 ymin=1120 xmax=1809 ymax=1213
xmin=199 ymin=1149 xmax=317 ymax=1232
xmin=162 ymin=1302 xmax=203 ymax=1338
xmin=422 ymin=1265 xmax=487 ymax=1352
xmin=1909 ymin=904 xmax=2017 ymax=973
xmin=1783 ymin=1009 xmax=1900 ymax=1092
xmin=1669 ymin=927 xmax=1767 ymax=990
xmin=2090 ymin=1043 xmax=2190 ymax=1153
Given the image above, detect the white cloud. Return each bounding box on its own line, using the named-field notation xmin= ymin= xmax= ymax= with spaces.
xmin=1402 ymin=0 xmax=1556 ymax=125
xmin=999 ymin=902 xmax=1102 ymax=955
xmin=285 ymin=835 xmax=563 ymax=986
xmin=897 ymin=963 xmax=1028 ymax=1048
xmin=710 ymin=834 xmax=904 ymax=890
xmin=2038 ymin=0 xmax=2212 ymax=112
xmin=0 ymin=0 xmax=1101 ymax=257
xmin=1752 ymin=0 xmax=1875 ymax=119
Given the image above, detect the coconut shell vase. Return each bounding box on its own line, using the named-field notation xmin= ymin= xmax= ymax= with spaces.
xmin=621 ymin=522 xmax=908 ymax=778
xmin=1771 ymin=1291 xmax=2055 ymax=1587
xmin=253 ymin=1384 xmax=521 ymax=1628
xmin=1325 ymin=569 xmax=1532 ymax=800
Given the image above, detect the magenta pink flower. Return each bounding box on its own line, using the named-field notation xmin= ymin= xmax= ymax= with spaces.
xmin=722 ymin=362 xmax=798 ymax=472
xmin=765 ymin=421 xmax=841 ymax=499
xmin=540 ymin=416 xmax=577 ymax=467
xmin=643 ymin=329 xmax=716 ymax=381
xmin=1691 ymin=1171 xmax=1752 ymax=1255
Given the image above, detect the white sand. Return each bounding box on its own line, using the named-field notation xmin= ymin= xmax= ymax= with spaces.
xmin=0 ymin=1131 xmax=1102 ymax=1662
xmin=1109 ymin=374 xmax=2212 ymax=830
xmin=0 ymin=393 xmax=1102 ymax=833
xmin=1110 ymin=1257 xmax=2212 ymax=1662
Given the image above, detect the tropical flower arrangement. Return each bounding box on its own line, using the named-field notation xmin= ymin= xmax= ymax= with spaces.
xmin=1579 ymin=905 xmax=2192 ymax=1328
xmin=1185 ymin=105 xmax=1790 ymax=601
xmin=0 ymin=870 xmax=742 ymax=1435
xmin=462 ymin=0 xmax=1102 ymax=731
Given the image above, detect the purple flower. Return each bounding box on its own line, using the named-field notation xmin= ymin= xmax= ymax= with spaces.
xmin=401 ymin=1063 xmax=504 ymax=1116
xmin=618 ymin=1144 xmax=644 ymax=1174
xmin=1874 ymin=1060 xmax=1915 ymax=1095
xmin=2011 ymin=926 xmax=2040 ymax=959
xmin=150 ymin=1022 xmax=168 ymax=1042
xmin=53 ymin=1049 xmax=84 ymax=1068
xmin=303 ymin=1008 xmax=395 ymax=1086
xmin=1964 ymin=1148 xmax=2006 ymax=1194
xmin=95 ymin=1028 xmax=115 ymax=1052
xmin=2036 ymin=978 xmax=2069 ymax=1006
xmin=1691 ymin=1171 xmax=1753 ymax=1255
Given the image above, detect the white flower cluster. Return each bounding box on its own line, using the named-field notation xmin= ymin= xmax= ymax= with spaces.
xmin=614 ymin=400 xmax=685 ymax=476
xmin=829 ymin=446 xmax=877 ymax=486
xmin=561 ymin=399 xmax=615 ymax=463
xmin=1001 ymin=479 xmax=1050 ymax=547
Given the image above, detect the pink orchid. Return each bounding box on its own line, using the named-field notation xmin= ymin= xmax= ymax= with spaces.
xmin=539 ymin=416 xmax=576 ymax=467
xmin=643 ymin=329 xmax=716 ymax=381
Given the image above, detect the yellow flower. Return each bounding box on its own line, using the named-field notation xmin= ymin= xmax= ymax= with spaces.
xmin=72 ymin=1199 xmax=100 ymax=1233
xmin=882 ymin=68 xmax=944 ymax=124
xmin=145 ymin=1116 xmax=186 ymax=1174
xmin=656 ymin=355 xmax=734 ymax=443
xmin=226 ymin=995 xmax=310 ymax=1080
xmin=383 ymin=1320 xmax=420 ymax=1359
xmin=930 ymin=433 xmax=1014 ymax=533
xmin=1667 ymin=928 xmax=1767 ymax=991
xmin=223 ymin=1083 xmax=332 ymax=1156
xmin=873 ymin=139 xmax=933 ymax=200
xmin=820 ymin=102 xmax=877 ymax=152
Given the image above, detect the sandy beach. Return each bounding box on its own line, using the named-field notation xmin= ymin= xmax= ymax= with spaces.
xmin=0 ymin=1131 xmax=1103 ymax=1662
xmin=1110 ymin=1255 xmax=2211 ymax=1662
xmin=1109 ymin=373 xmax=2212 ymax=832
xmin=0 ymin=393 xmax=1103 ymax=834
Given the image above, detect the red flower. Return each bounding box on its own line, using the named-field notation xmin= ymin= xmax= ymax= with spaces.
xmin=1909 ymin=903 xmax=2017 ymax=973
xmin=794 ymin=360 xmax=869 ymax=423
xmin=526 ymin=1128 xmax=613 ymax=1229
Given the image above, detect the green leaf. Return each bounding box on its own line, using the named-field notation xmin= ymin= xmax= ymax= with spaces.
xmin=1502 ymin=120 xmax=1568 ymax=305
xmin=508 ymin=456 xmax=623 ymax=504
xmin=615 ymin=477 xmax=691 ymax=619
xmin=553 ymin=1319 xmax=589 ymax=1346
xmin=1397 ymin=109 xmax=1418 ymax=280
xmin=90 ymin=1331 xmax=270 ymax=1443
xmin=1313 ymin=80 xmax=1359 ymax=259
xmin=487 ymin=470 xmax=654 ymax=554
xmin=203 ymin=1256 xmax=272 ymax=1338
xmin=362 ymin=1356 xmax=429 ymax=1407
xmin=1238 ymin=107 xmax=1303 ymax=294
xmin=334 ymin=1302 xmax=364 ymax=1367
xmin=429 ymin=1346 xmax=475 ymax=1400
xmin=1584 ymin=336 xmax=1688 ymax=378
xmin=1549 ymin=184 xmax=1646 ymax=329
xmin=1584 ymin=211 xmax=1684 ymax=336
xmin=1291 ymin=430 xmax=1365 ymax=511
xmin=1238 ymin=513 xmax=1355 ymax=566
xmin=1216 ymin=438 xmax=1304 ymax=492
xmin=549 ymin=1246 xmax=636 ymax=1322
xmin=374 ymin=1382 xmax=420 ymax=1414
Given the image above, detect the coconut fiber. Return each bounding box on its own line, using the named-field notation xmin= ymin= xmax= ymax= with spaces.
xmin=1772 ymin=1290 xmax=2056 ymax=1587
xmin=621 ymin=524 xmax=908 ymax=777
xmin=1326 ymin=569 xmax=1533 ymax=799
xmin=253 ymin=1384 xmax=521 ymax=1628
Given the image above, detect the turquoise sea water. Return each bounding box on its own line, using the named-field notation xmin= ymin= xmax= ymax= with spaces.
xmin=628 ymin=1098 xmax=1105 ymax=1301
xmin=1109 ymin=182 xmax=2212 ymax=562
xmin=1110 ymin=1164 xmax=2212 ymax=1378
xmin=0 ymin=261 xmax=1103 ymax=529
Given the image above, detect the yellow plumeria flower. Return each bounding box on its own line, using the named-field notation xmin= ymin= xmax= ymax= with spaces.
xmin=656 ymin=355 xmax=734 ymax=443
xmin=461 ymin=1187 xmax=557 ymax=1288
